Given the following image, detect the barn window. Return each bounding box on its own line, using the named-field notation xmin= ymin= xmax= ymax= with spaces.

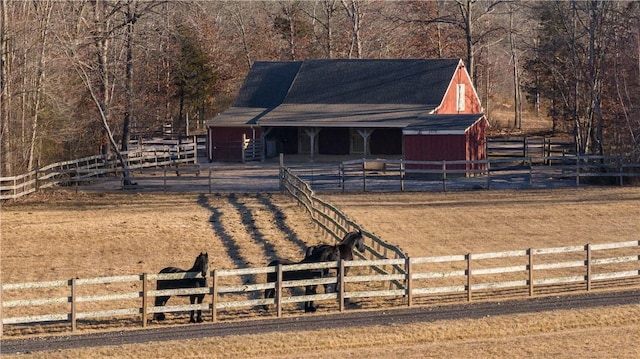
xmin=456 ymin=84 xmax=466 ymax=112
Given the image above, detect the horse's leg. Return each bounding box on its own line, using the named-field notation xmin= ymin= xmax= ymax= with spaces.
xmin=304 ymin=285 xmax=318 ymax=313
xmin=188 ymin=295 xmax=203 ymax=323
xmin=195 ymin=294 xmax=204 ymax=323
xmin=154 ymin=295 xmax=169 ymax=321
xmin=263 ymin=288 xmax=275 ymax=311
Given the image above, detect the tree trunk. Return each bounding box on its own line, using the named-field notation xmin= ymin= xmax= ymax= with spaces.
xmin=28 ymin=1 xmax=53 ymax=171
xmin=1 ymin=0 xmax=12 ymax=175
xmin=121 ymin=0 xmax=136 ymax=154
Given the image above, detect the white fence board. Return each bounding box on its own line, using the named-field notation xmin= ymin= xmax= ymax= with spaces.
xmin=2 ymin=240 xmax=639 ymax=334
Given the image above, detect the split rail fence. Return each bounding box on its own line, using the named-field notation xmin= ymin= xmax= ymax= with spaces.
xmin=2 ymin=240 xmax=639 ymax=335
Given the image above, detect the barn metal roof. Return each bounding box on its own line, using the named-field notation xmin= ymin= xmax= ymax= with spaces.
xmin=233 ymin=61 xmax=302 ymax=108
xmin=403 ymin=114 xmax=486 ymax=134
xmin=208 ymin=58 xmax=470 ymax=128
xmin=282 ymin=59 xmax=457 ymax=105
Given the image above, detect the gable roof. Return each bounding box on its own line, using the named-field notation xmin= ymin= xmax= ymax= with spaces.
xmin=233 ymin=61 xmax=302 ymax=108
xmin=282 ymin=59 xmax=458 ymax=105
xmin=209 ymin=58 xmax=471 ymax=128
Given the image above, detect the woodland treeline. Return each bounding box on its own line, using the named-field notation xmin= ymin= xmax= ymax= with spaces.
xmin=1 ymin=0 xmax=639 ymax=176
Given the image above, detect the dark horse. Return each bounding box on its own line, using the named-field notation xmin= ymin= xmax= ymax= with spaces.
xmin=306 ymin=230 xmax=364 ymax=293
xmin=263 ymin=245 xmax=340 ymax=313
xmin=154 ymin=252 xmax=209 ymax=323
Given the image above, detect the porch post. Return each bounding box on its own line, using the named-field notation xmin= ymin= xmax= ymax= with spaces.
xmin=356 ymin=129 xmax=373 ymax=158
xmin=304 ymin=128 xmax=320 ymax=162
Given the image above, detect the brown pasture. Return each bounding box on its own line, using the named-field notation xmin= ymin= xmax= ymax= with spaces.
xmin=1 ymin=187 xmax=639 ymax=358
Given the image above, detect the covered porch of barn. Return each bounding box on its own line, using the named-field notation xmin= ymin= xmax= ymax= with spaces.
xmin=261 ymin=126 xmax=403 ymax=160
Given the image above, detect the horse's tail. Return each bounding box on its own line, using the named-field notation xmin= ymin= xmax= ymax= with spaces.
xmin=305 ymin=246 xmax=316 ymax=258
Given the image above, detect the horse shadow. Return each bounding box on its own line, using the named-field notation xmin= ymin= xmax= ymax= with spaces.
xmin=197 ymin=194 xmax=255 ymax=286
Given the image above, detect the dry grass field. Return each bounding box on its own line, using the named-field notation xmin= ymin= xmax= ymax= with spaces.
xmin=1 ymin=186 xmax=640 ymax=358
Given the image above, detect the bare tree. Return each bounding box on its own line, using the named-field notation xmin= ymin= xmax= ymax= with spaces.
xmin=1 ymin=0 xmax=11 ymax=175
xmin=340 ymin=0 xmax=365 ymax=58
xmin=301 ymin=0 xmax=339 ymax=58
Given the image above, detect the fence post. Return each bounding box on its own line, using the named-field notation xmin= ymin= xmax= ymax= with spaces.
xmin=586 ymin=244 xmax=592 ymax=291
xmin=527 ymin=157 xmax=532 ymax=187
xmin=208 ymin=168 xmax=213 ymax=194
xmin=617 ymin=158 xmax=623 ymax=186
xmin=466 ymin=253 xmax=472 ymax=302
xmin=528 ymin=249 xmax=534 ymax=297
xmin=163 ymin=168 xmax=167 ymax=192
xmin=340 ymin=164 xmax=345 ymax=193
xmin=486 ymin=161 xmax=491 ymax=189
xmin=362 ymin=161 xmax=367 ymax=192
xmin=142 ymin=273 xmax=148 ymax=327
xmin=193 ymin=135 xmax=198 ymax=164
xmin=400 ymin=160 xmax=405 ymax=192
xmin=405 ymin=257 xmax=412 ymax=307
xmin=70 ymin=278 xmax=77 ymax=332
xmin=211 ymin=269 xmax=218 ymax=322
xmin=35 ymin=160 xmax=40 ymax=192
xmin=339 ymin=259 xmax=346 ymax=312
xmin=576 ymin=155 xmax=581 ymax=187
xmin=276 ymin=264 xmax=283 ymax=318
xmin=442 ymin=161 xmax=447 ymax=192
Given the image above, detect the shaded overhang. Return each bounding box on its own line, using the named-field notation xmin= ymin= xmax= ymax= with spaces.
xmin=403 ymin=114 xmax=486 ymax=135
xmin=206 ymin=107 xmax=268 ymax=127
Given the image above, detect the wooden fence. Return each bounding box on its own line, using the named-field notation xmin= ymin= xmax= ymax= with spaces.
xmin=242 ymin=134 xmax=263 ymax=163
xmin=2 ymin=240 xmax=638 ymax=335
xmin=486 ymin=136 xmax=574 ymax=163
xmin=338 ymin=155 xmax=640 ymax=192
xmin=280 ymin=165 xmax=406 ymax=262
xmin=0 ymin=138 xmax=199 ymax=200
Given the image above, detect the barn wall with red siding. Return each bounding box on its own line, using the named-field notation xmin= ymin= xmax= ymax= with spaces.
xmin=404 ymin=134 xmax=467 ymax=170
xmin=466 ymin=118 xmax=487 ymax=165
xmin=436 ymin=64 xmax=483 ymax=115
xmin=208 ymin=127 xmax=261 ymax=162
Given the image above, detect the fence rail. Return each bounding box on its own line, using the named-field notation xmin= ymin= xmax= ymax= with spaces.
xmin=2 ymin=240 xmax=638 ymax=335
xmin=0 ymin=139 xmax=199 ymax=200
xmin=486 ymin=136 xmax=574 ymax=163
xmin=337 ymin=155 xmax=640 ymax=192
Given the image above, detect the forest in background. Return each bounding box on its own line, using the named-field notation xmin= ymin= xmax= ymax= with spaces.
xmin=1 ymin=0 xmax=639 ymax=176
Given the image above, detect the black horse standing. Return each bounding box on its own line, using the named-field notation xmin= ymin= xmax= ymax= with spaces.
xmin=264 ymin=245 xmax=340 ymax=313
xmin=306 ymin=230 xmax=365 ymax=293
xmin=154 ymin=252 xmax=209 ymax=323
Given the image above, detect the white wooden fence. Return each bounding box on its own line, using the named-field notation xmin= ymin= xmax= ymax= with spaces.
xmin=2 ymin=240 xmax=638 ymax=335
xmin=0 ymin=138 xmax=199 ymax=200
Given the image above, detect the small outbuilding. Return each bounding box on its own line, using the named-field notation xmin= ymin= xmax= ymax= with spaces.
xmin=207 ymin=58 xmax=487 ymax=166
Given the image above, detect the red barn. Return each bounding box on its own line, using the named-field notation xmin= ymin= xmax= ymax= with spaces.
xmin=207 ymin=59 xmax=486 ymax=165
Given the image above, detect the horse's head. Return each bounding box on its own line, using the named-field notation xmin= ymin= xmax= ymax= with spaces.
xmin=344 ymin=230 xmax=365 ymax=253
xmin=354 ymin=231 xmax=365 ymax=253
xmin=196 ymin=252 xmax=209 ymax=278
